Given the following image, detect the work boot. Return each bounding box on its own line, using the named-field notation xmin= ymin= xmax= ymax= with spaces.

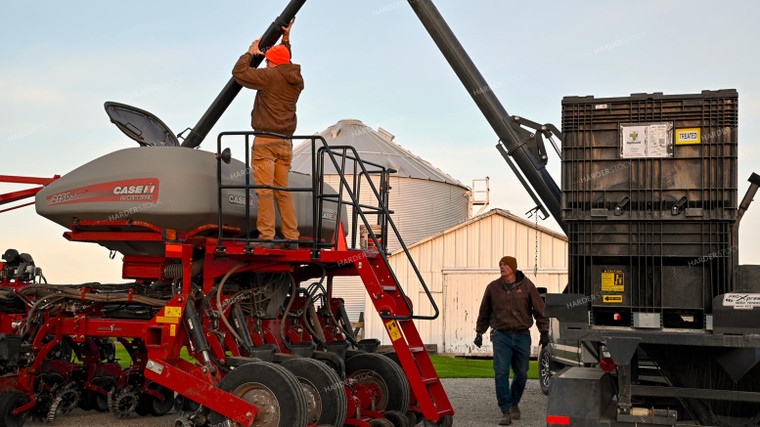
xmin=510 ymin=404 xmax=521 ymax=420
xmin=499 ymin=411 xmax=512 ymax=425
xmin=250 ymin=241 xmax=274 ymax=249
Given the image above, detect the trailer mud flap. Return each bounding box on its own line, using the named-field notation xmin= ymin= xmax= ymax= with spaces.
xmin=547 ymin=367 xmax=615 ymax=426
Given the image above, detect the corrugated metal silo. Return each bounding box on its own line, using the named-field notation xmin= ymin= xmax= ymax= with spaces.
xmin=291 ymin=119 xmax=471 ymax=321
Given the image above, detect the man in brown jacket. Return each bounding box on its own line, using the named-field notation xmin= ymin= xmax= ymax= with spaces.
xmin=232 ymin=19 xmax=303 ymax=249
xmin=474 ymin=256 xmax=549 ymax=425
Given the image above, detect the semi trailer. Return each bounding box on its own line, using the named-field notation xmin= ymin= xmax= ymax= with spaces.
xmin=406 ymin=0 xmax=760 ymax=425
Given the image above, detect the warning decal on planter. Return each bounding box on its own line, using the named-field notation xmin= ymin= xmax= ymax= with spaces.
xmin=385 ymin=320 xmax=402 ymax=341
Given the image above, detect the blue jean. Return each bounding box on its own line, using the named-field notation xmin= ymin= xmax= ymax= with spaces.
xmin=492 ymin=330 xmax=531 ymax=413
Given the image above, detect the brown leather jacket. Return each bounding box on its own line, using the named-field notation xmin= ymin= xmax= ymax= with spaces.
xmin=232 ymin=42 xmax=304 ymax=136
xmin=476 ymin=270 xmax=549 ymax=334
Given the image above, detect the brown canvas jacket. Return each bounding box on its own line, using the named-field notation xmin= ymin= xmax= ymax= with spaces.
xmin=232 ymin=42 xmax=304 ymax=136
xmin=475 ymin=270 xmax=549 ymax=334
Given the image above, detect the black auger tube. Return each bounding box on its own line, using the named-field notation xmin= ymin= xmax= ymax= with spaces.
xmin=407 ymin=0 xmax=566 ymax=233
xmin=181 ymin=0 xmax=307 ymax=149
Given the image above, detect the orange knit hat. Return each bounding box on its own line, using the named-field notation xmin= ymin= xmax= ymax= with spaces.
xmin=265 ymin=44 xmax=291 ymax=65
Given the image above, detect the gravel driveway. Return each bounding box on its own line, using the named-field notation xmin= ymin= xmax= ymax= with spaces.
xmin=26 ymin=379 xmax=547 ymax=427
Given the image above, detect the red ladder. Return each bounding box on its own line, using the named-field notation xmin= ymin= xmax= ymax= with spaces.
xmin=354 ymin=255 xmax=454 ymax=422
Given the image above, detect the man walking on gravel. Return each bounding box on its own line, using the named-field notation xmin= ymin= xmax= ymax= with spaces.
xmin=474 ymin=256 xmax=549 ymax=425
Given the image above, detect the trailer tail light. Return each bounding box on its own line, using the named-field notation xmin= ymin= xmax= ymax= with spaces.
xmin=547 ymin=415 xmax=570 ymax=425
xmin=600 ymin=357 xmax=616 ymax=372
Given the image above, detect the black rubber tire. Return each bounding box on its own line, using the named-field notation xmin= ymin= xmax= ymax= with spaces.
xmin=78 ymin=393 xmax=94 ymax=411
xmin=0 ymin=391 xmax=29 ymax=427
xmin=281 ymin=358 xmax=347 ymax=426
xmin=384 ymin=409 xmax=410 ymax=427
xmin=137 ymin=382 xmax=174 ymax=416
xmin=209 ymin=361 xmax=308 ymax=427
xmin=423 ymin=415 xmax=453 ymax=427
xmin=539 ymin=346 xmax=554 ymax=396
xmin=135 ymin=401 xmax=150 ymax=416
xmin=89 ymin=376 xmax=118 ymax=412
xmin=369 ymin=419 xmax=395 ymax=427
xmin=346 ymin=353 xmax=410 ymax=413
xmin=406 ymin=411 xmax=421 ymax=426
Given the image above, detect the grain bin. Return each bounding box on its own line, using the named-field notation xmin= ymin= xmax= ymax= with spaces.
xmin=292 ymin=119 xmax=472 ymax=320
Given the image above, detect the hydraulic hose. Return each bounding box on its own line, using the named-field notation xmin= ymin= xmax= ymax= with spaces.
xmin=214 ymin=264 xmax=248 ymax=344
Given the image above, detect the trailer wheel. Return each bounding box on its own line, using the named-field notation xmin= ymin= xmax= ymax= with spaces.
xmin=209 ymin=361 xmax=308 ymax=427
xmin=0 ymin=391 xmax=30 ymax=427
xmin=423 ymin=415 xmax=453 ymax=426
xmin=346 ymin=353 xmax=410 ymax=413
xmin=368 ymin=419 xmax=395 ymax=427
xmin=539 ymin=346 xmax=556 ymax=395
xmin=281 ymin=358 xmax=347 ymax=426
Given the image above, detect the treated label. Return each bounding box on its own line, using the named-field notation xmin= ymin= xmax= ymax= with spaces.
xmin=676 ymin=128 xmax=701 ymax=145
xmin=164 ymin=307 xmax=182 ymax=318
xmin=601 ymin=270 xmax=624 ymax=292
xmin=385 ymin=320 xmax=402 ymax=341
xmin=602 ymin=295 xmax=623 ymax=303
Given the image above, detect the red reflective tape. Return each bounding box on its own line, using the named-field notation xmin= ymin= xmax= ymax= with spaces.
xmin=165 ymin=243 xmax=183 ymax=258
xmin=547 ymin=416 xmax=570 ymax=425
xmin=128 ymin=289 xmax=134 ymax=302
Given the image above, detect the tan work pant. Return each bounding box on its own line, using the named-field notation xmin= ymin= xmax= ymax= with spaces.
xmin=253 ymin=136 xmax=299 ymax=241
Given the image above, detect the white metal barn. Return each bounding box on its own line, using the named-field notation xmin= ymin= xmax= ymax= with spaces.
xmin=363 ymin=208 xmax=568 ymax=356
xmin=292 ymin=119 xmax=472 ymax=321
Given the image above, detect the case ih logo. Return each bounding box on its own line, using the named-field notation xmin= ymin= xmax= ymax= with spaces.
xmin=47 ymin=179 xmax=159 ymax=205
xmin=113 ymin=184 xmax=157 ymax=196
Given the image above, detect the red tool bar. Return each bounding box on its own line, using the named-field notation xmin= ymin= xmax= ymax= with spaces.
xmin=0 ymin=174 xmax=60 ymax=185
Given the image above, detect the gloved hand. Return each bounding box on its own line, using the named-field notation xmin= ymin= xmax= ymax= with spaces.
xmin=473 ymin=333 xmax=483 ymax=348
xmin=539 ymin=331 xmax=549 ymax=347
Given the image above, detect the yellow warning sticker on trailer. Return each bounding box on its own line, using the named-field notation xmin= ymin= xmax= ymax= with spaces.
xmin=170 ymin=324 xmax=177 ymax=337
xmin=385 ymin=320 xmax=402 ymax=342
xmin=603 ymin=295 xmax=623 ymax=303
xmin=676 ymin=128 xmax=701 ymax=145
xmin=601 ymin=270 xmax=624 ymax=292
xmin=164 ymin=307 xmax=182 ymax=318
